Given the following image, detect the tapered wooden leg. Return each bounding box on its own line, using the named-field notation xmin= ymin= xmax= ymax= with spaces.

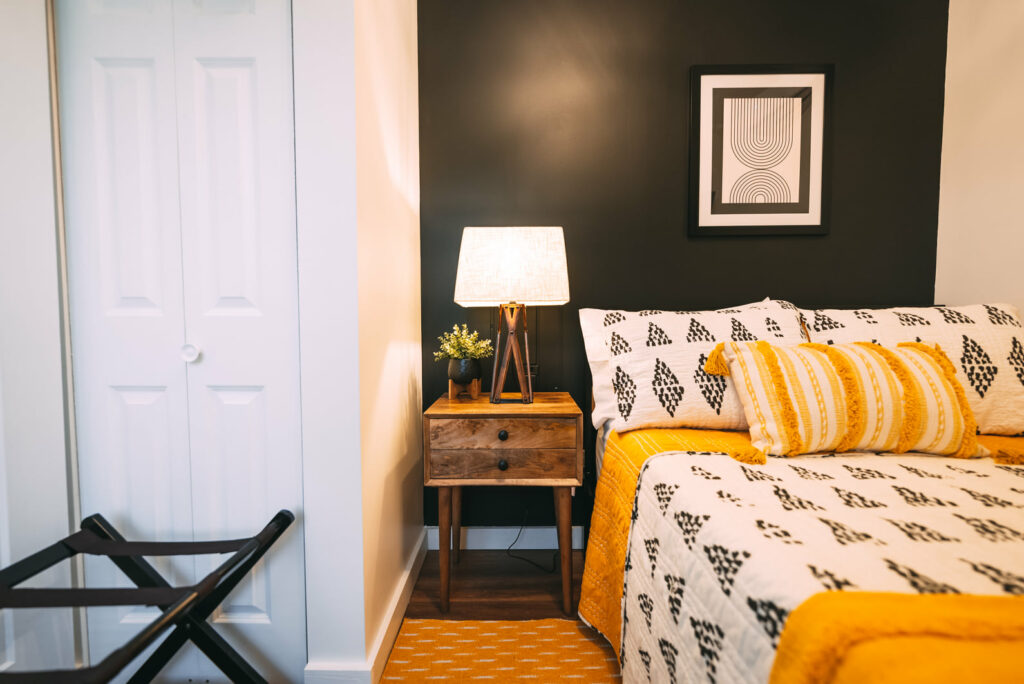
xmin=492 ymin=305 xmax=513 ymax=402
xmin=555 ymin=487 xmax=573 ymax=615
xmin=438 ymin=487 xmax=451 ymax=612
xmin=490 ymin=318 xmax=502 ymax=401
xmin=553 ymin=487 xmax=564 ymax=566
xmin=507 ymin=306 xmax=530 ymax=402
xmin=553 ymin=488 xmax=560 ymax=530
xmin=452 ymin=486 xmax=462 ymax=564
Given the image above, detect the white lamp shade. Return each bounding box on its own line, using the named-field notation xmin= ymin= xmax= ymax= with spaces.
xmin=453 ymin=226 xmax=570 ymax=307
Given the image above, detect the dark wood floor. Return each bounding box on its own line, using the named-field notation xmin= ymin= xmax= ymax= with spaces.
xmin=406 ymin=549 xmax=585 ymax=620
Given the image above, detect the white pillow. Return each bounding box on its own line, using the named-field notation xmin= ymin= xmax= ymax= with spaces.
xmin=797 ymin=303 xmax=1024 ymax=435
xmin=580 ymin=300 xmax=807 ymax=433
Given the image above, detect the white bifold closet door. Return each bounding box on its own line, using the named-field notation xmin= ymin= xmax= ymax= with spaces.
xmin=57 ymin=1 xmax=305 ymax=681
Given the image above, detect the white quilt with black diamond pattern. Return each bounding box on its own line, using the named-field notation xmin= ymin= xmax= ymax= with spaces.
xmin=620 ymin=452 xmax=1024 ymax=684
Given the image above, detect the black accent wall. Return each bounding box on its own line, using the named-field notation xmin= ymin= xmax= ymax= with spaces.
xmin=419 ymin=0 xmax=949 ymax=528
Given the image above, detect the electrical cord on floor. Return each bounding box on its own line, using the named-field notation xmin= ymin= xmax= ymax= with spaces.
xmin=505 ymin=502 xmax=559 ymax=573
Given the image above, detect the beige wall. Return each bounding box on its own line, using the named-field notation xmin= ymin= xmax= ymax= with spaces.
xmin=354 ymin=0 xmax=423 ymax=676
xmin=936 ymin=0 xmax=1024 ymax=312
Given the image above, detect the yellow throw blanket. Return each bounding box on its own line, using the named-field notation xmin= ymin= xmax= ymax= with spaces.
xmin=578 ymin=428 xmax=1024 ymax=656
xmin=977 ymin=433 xmax=1024 ymax=465
xmin=771 ymin=592 xmax=1024 ymax=684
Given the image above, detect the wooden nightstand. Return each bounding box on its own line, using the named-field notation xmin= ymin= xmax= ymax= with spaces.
xmin=423 ymin=391 xmax=584 ymax=614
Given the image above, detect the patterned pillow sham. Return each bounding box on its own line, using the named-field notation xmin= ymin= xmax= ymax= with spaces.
xmin=579 ymin=300 xmax=807 ymax=434
xmin=797 ymin=303 xmax=1024 ymax=435
xmin=708 ymin=340 xmax=983 ymax=458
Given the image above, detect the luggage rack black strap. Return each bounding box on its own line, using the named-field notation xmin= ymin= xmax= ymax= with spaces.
xmin=62 ymin=529 xmax=249 ymax=557
xmin=0 ymin=585 xmax=191 ymax=609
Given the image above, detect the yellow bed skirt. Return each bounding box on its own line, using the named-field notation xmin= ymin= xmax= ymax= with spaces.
xmin=578 ymin=427 xmax=1024 ymax=656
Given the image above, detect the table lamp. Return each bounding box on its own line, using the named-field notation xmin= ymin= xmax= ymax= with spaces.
xmin=454 ymin=226 xmax=570 ymax=403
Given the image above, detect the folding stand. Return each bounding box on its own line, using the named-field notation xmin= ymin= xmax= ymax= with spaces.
xmin=0 ymin=510 xmax=293 ymax=684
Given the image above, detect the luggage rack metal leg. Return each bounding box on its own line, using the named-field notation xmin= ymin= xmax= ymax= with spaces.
xmin=0 ymin=510 xmax=294 ymax=684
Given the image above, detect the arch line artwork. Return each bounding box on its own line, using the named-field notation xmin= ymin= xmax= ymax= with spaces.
xmin=726 ymin=96 xmax=798 ymax=203
xmin=690 ymin=65 xmax=831 ymax=235
xmin=706 ymin=84 xmax=815 ymax=218
xmin=729 ymin=97 xmax=796 ymax=170
xmin=729 ymin=169 xmax=791 ymax=204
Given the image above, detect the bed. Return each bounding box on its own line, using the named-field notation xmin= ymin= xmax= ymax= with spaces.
xmin=580 ymin=429 xmax=1024 ymax=683
xmin=577 ymin=301 xmax=1024 ymax=683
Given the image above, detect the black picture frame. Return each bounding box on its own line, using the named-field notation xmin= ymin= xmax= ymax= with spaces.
xmin=688 ymin=64 xmax=833 ymax=237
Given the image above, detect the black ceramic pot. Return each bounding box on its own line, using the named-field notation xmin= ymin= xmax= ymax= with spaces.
xmin=448 ymin=358 xmax=482 ymax=384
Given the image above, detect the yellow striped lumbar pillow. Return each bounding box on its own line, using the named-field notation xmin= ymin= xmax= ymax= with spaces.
xmin=706 ymin=340 xmax=983 ymax=458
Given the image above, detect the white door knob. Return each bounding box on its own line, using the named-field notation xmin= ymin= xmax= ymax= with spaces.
xmin=180 ymin=343 xmax=201 ymax=363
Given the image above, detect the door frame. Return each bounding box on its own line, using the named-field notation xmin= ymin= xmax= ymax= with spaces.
xmin=0 ymin=0 xmax=85 ymax=671
xmin=292 ymin=1 xmax=370 ymax=680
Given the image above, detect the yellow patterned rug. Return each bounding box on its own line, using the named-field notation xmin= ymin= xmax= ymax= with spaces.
xmin=382 ymin=619 xmax=622 ymax=681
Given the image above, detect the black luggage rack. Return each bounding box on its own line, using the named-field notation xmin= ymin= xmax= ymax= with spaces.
xmin=0 ymin=510 xmax=293 ymax=683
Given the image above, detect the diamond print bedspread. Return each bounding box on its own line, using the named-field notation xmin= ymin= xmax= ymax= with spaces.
xmin=620 ymin=452 xmax=1024 ymax=684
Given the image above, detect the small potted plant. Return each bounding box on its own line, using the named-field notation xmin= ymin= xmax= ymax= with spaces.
xmin=434 ymin=324 xmax=493 ymax=385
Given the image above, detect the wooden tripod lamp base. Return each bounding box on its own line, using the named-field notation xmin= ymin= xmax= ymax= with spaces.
xmin=490 ymin=303 xmax=533 ymax=403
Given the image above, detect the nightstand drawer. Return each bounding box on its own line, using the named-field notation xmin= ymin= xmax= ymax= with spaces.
xmin=428 ymin=418 xmax=576 ymax=450
xmin=429 ymin=448 xmax=576 ymax=480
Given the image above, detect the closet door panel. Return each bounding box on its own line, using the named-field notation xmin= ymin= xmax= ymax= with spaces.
xmin=173 ymin=0 xmax=306 ymax=679
xmin=56 ymin=0 xmax=198 ymax=676
xmin=59 ymin=1 xmax=305 ymax=679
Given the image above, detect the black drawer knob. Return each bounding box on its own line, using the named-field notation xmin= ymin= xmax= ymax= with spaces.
xmin=497 ymin=459 xmax=509 ymax=471
xmin=498 ymin=429 xmax=509 ymax=441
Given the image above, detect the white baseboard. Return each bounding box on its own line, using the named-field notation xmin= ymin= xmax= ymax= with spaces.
xmin=426 ymin=525 xmax=584 ymax=551
xmin=304 ymin=661 xmax=371 ymax=684
xmin=369 ymin=527 xmax=427 ymax=682
xmin=304 ymin=528 xmax=427 ymax=684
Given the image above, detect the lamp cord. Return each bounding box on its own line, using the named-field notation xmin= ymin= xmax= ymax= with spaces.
xmin=505 ymin=500 xmax=559 ymax=574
